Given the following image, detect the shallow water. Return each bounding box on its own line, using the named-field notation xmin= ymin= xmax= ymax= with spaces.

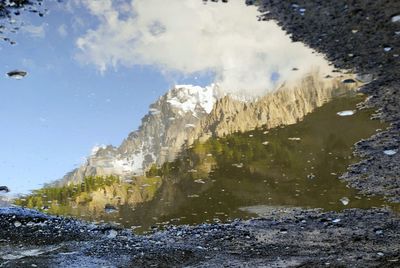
xmin=15 ymin=95 xmax=399 ymax=233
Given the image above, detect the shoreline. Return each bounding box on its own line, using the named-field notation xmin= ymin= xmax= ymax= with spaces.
xmin=1 ymin=1 xmax=400 ymax=267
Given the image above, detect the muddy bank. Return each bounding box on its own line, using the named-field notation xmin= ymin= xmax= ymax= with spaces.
xmin=1 ymin=207 xmax=399 ymax=267
xmin=253 ymin=0 xmax=400 ymax=202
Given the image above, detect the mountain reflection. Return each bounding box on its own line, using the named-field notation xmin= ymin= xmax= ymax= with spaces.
xmin=15 ymin=95 xmax=398 ymax=233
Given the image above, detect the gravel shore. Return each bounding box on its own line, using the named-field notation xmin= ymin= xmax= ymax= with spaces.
xmin=1 ymin=207 xmax=399 ymax=267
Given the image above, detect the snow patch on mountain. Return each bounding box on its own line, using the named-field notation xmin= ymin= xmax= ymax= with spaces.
xmin=166 ymin=84 xmax=219 ymax=114
xmin=60 ymin=84 xmax=220 ymax=185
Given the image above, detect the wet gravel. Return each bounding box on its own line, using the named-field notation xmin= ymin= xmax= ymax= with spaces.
xmin=1 ymin=207 xmax=399 ymax=267
xmin=254 ymin=0 xmax=400 ymax=202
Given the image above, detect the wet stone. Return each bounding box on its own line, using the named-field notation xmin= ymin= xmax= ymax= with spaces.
xmin=383 ymin=149 xmax=397 ymax=156
xmin=391 ymin=14 xmax=400 ymax=23
xmin=383 ymin=46 xmax=392 ymax=52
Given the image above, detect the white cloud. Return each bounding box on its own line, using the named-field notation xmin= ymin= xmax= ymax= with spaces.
xmin=75 ymin=0 xmax=332 ymax=97
xmin=57 ymin=24 xmax=68 ymax=38
xmin=22 ymin=24 xmax=46 ymax=38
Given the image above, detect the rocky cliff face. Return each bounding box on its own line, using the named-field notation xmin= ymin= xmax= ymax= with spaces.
xmin=60 ymin=70 xmax=356 ymax=185
xmin=187 ymin=70 xmax=355 ymax=144
xmin=61 ymin=84 xmax=221 ymax=185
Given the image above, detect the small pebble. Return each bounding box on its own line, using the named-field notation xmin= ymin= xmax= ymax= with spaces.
xmin=383 ymin=149 xmax=397 ymax=156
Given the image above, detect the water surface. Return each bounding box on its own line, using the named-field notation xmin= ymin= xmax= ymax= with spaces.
xmin=15 ymin=95 xmax=398 ymax=233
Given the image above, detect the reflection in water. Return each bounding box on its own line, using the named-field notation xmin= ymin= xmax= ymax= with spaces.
xmin=15 ymin=96 xmax=399 ymax=233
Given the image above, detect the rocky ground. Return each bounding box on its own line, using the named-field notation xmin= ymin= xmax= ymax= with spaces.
xmin=1 ymin=0 xmax=400 ymax=267
xmin=1 ymin=207 xmax=399 ymax=267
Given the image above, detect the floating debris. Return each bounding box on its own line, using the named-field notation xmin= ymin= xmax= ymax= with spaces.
xmin=337 ymin=110 xmax=355 ymax=116
xmin=341 ymin=78 xmax=356 ymax=84
xmin=383 ymin=149 xmax=398 ymax=156
xmin=188 ymin=194 xmax=199 ymax=198
xmin=14 ymin=221 xmax=22 ymax=227
xmin=185 ymin=124 xmax=196 ymax=128
xmin=188 ymin=169 xmax=197 ymax=173
xmin=351 ymin=29 xmax=358 ymax=34
xmin=6 ymin=70 xmax=27 ymax=79
xmin=292 ymin=67 xmax=299 ymax=71
xmin=340 ymin=197 xmax=350 ymax=206
xmin=307 ymin=174 xmax=315 ymax=180
xmin=232 ymin=163 xmax=244 ymax=168
xmin=262 ymin=141 xmax=269 ymax=145
xmin=332 ymin=218 xmax=341 ymax=223
xmin=0 ymin=186 xmax=10 ymax=193
xmin=288 ymin=137 xmax=301 ymax=141
xmin=194 ymin=179 xmax=206 ymax=184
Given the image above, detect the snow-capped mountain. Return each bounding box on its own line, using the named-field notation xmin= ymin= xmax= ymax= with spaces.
xmin=60 ymin=84 xmax=221 ymax=185
xmin=60 ymin=70 xmax=357 ymax=185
